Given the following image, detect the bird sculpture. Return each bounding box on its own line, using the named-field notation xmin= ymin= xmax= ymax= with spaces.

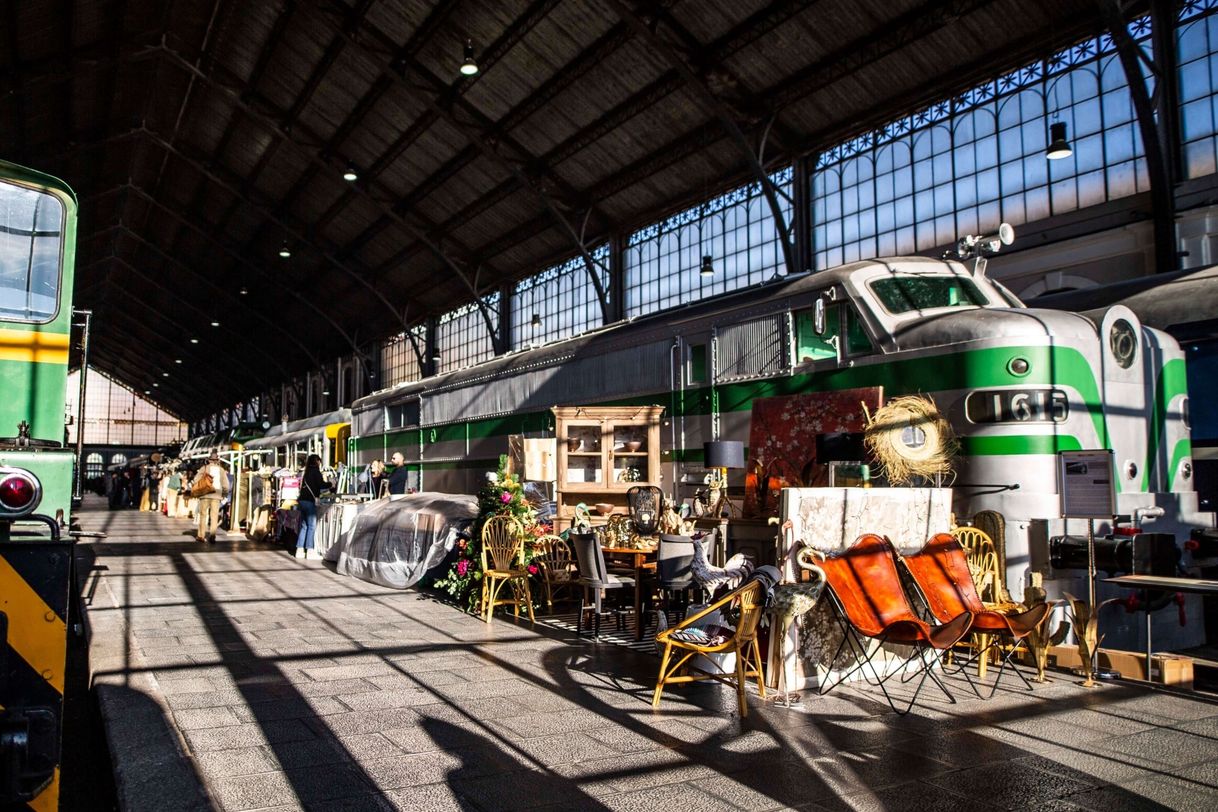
xmin=690 ymin=535 xmax=754 ymax=595
xmin=768 ymin=547 xmax=828 ymax=705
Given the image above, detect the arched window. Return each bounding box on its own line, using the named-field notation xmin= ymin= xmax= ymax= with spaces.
xmin=110 ymin=453 xmax=128 ymax=467
xmin=85 ymin=453 xmax=104 ymax=478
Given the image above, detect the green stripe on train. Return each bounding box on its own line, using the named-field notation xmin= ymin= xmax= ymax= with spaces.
xmin=1143 ymin=358 xmax=1190 ymax=492
xmin=356 ymin=345 xmax=1108 ymax=460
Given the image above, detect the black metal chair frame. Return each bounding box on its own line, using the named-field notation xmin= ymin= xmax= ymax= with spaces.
xmin=812 ymin=536 xmax=973 ymax=716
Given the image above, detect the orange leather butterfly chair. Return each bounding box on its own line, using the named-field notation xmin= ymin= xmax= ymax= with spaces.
xmin=814 ymin=534 xmax=973 ymax=715
xmin=900 ymin=533 xmax=1049 ymax=697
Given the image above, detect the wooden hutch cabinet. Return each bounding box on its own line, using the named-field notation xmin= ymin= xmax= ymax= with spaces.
xmin=552 ymin=405 xmax=664 ymax=532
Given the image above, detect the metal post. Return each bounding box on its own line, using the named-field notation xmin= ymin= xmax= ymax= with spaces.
xmin=73 ymin=309 xmax=93 ymax=501
xmin=1087 ymin=517 xmax=1097 ymax=675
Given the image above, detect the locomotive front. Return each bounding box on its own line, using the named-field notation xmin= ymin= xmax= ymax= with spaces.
xmin=0 ymin=160 xmax=78 ymax=810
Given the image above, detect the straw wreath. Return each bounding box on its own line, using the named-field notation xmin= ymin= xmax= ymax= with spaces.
xmin=863 ymin=395 xmax=957 ymax=485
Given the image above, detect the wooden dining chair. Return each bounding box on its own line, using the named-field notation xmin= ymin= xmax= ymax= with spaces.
xmin=479 ymin=515 xmax=535 ymax=624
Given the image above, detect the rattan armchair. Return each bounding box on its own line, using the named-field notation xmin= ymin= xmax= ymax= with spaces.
xmin=479 ymin=515 xmax=535 ymax=625
xmin=533 ymin=534 xmax=577 ymax=611
xmin=652 ymin=578 xmax=768 ymax=717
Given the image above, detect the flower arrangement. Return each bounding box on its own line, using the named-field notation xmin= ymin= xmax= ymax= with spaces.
xmin=434 ymin=455 xmax=541 ymax=610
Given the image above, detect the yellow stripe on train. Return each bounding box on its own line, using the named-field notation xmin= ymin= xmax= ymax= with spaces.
xmin=0 ymin=327 xmax=70 ymax=365
xmin=25 ymin=767 xmax=58 ymax=812
xmin=0 ymin=556 xmax=67 ymax=695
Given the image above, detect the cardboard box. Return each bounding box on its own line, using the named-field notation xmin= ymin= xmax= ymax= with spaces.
xmin=1029 ymin=646 xmax=1194 ymax=690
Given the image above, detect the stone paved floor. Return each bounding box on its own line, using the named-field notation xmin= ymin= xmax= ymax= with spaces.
xmin=77 ymin=499 xmax=1218 ymax=811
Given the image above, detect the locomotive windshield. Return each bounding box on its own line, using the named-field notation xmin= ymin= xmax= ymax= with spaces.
xmin=870 ymin=275 xmax=989 ymax=315
xmin=0 ymin=180 xmax=64 ymax=322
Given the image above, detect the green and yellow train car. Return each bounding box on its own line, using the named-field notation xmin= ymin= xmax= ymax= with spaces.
xmin=0 ymin=159 xmax=78 ymax=810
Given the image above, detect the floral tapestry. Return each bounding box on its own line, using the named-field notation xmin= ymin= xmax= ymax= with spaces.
xmin=742 ymin=387 xmax=882 ymax=518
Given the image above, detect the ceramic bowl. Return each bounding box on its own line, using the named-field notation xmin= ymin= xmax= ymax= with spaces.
xmin=594 ymin=502 xmax=615 ymax=515
xmin=566 ymin=438 xmax=582 ymax=452
xmin=623 ymin=440 xmax=643 ymax=452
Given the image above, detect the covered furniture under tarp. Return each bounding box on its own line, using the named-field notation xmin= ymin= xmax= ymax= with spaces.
xmin=330 ymin=493 xmax=478 ymax=589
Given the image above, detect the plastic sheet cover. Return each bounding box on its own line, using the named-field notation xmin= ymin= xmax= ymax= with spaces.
xmin=330 ymin=493 xmax=478 ymax=589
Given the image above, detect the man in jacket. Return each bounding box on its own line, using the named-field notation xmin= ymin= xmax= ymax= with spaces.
xmin=194 ymin=452 xmax=231 ymax=543
xmin=386 ymin=451 xmax=410 ymax=495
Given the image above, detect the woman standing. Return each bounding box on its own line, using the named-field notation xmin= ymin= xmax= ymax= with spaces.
xmin=296 ymin=454 xmax=329 ymax=560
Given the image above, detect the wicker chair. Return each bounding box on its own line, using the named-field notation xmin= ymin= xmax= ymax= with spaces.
xmin=653 ymin=578 xmax=768 ymax=717
xmin=479 ymin=515 xmax=535 ymax=624
xmin=533 ymin=534 xmax=577 ymax=611
xmin=951 ymin=525 xmax=1020 ymax=679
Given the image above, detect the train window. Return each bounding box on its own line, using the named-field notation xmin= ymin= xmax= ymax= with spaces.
xmin=0 ymin=181 xmax=64 ymax=322
xmin=689 ymin=344 xmax=707 ymax=384
xmin=844 ymin=307 xmax=873 ymax=355
xmin=795 ymin=305 xmax=872 ymax=363
xmin=795 ymin=308 xmax=838 ymax=363
xmin=870 ymin=276 xmax=988 ymax=315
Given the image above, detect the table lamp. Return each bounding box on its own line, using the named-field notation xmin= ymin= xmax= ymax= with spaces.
xmin=704 ymin=440 xmax=744 ymax=517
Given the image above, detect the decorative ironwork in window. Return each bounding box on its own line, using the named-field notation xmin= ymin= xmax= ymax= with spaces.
xmin=379 ymin=327 xmax=425 ymax=388
xmin=1178 ymin=1 xmax=1218 ymax=178
xmin=512 ymin=244 xmax=610 ymax=350
xmin=813 ymin=17 xmax=1156 ymax=269
xmin=65 ymin=369 xmax=186 ymax=446
xmin=625 ymin=168 xmax=793 ymax=319
xmin=437 ymin=291 xmax=500 ymax=374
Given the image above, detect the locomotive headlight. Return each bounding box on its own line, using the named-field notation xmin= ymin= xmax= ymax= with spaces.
xmin=0 ymin=468 xmax=42 ymax=518
xmin=1007 ymin=357 xmax=1030 ymax=376
xmin=1110 ymin=319 xmax=1137 ymax=368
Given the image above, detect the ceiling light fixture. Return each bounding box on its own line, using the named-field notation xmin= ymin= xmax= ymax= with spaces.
xmin=153 ymin=382 xmax=159 ymax=388
xmin=175 ymin=359 xmax=182 ymax=364
xmin=700 ymin=254 xmax=714 ymax=278
xmin=190 ymin=338 xmax=199 ymax=344
xmin=240 ymin=287 xmax=248 ymax=295
xmin=162 ymin=372 xmax=169 ymax=378
xmin=322 ymin=389 xmax=331 ymax=396
xmin=460 ymin=38 xmax=479 ymax=76
xmin=278 ymin=242 xmax=291 ymax=259
xmin=1046 ymin=121 xmax=1072 ymax=160
xmin=342 ymin=163 xmax=358 ymax=182
xmin=210 ymin=320 xmax=220 ymax=327
xmin=530 ymin=313 xmax=541 ymax=328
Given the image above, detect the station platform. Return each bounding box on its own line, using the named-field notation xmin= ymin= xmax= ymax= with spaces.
xmin=75 ymin=499 xmax=1218 ymax=811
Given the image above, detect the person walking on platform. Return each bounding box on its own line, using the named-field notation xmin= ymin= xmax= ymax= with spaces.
xmin=296 ymin=454 xmax=329 ymax=560
xmin=192 ymin=452 xmax=230 ymax=543
xmin=386 ymin=451 xmax=410 ymax=495
xmin=165 ymin=468 xmax=182 ymax=517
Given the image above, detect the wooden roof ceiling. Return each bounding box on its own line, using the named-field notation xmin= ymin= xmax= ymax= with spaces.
xmin=3 ymin=0 xmax=1114 ymax=418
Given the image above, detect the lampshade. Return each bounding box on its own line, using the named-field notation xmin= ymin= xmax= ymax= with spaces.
xmin=704 ymin=440 xmax=744 ymax=469
xmin=460 ymin=39 xmax=479 ymax=76
xmin=1046 ymin=121 xmax=1072 ymax=160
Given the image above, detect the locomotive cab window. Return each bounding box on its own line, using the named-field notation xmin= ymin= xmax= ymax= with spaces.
xmin=794 ymin=304 xmax=872 ymax=364
xmin=0 ymin=180 xmax=64 ymax=323
xmin=870 ymin=276 xmax=988 ymax=315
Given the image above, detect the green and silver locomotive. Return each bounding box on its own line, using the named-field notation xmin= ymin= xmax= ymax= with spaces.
xmin=351 ymin=247 xmax=1213 ymax=647
xmin=0 ymin=159 xmax=78 ymax=810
